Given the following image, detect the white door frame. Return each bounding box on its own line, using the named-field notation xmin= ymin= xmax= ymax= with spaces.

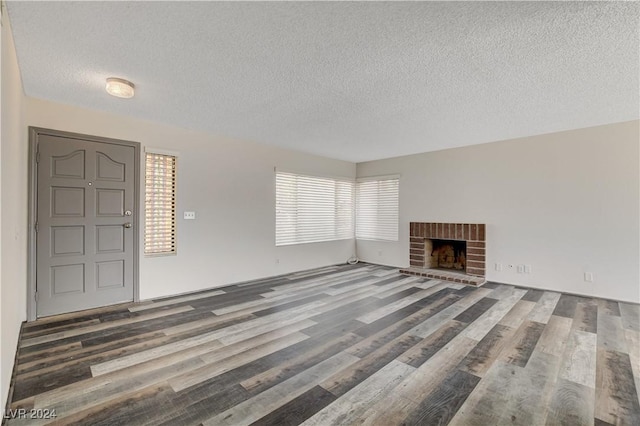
xmin=27 ymin=127 xmax=141 ymax=321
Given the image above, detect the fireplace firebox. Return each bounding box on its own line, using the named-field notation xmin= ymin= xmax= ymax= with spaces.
xmin=426 ymin=239 xmax=467 ymax=271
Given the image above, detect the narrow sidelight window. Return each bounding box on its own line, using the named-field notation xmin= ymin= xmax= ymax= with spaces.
xmin=145 ymin=152 xmax=177 ymax=255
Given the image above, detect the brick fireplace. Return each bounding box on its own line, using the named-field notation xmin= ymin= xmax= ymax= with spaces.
xmin=400 ymin=222 xmax=486 ymax=285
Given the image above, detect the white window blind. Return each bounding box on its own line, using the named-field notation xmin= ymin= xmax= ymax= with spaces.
xmin=145 ymin=152 xmax=177 ymax=255
xmin=276 ymin=171 xmax=354 ymax=246
xmin=356 ymin=176 xmax=399 ymax=241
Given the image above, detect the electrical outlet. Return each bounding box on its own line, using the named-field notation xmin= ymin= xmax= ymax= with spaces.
xmin=524 ymin=265 xmax=532 ymax=274
xmin=584 ymin=272 xmax=594 ymax=282
xmin=517 ymin=265 xmax=525 ymax=274
xmin=183 ymin=211 xmax=196 ymax=220
xmin=495 ymin=263 xmax=502 ymax=272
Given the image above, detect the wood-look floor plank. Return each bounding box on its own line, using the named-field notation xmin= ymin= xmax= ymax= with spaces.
xmin=358 ymin=335 xmax=479 ymax=425
xmin=90 ymin=330 xmax=224 ymax=376
xmin=320 ymin=333 xmax=422 ymax=397
xmin=352 ymin=288 xmax=458 ymax=339
xmin=573 ymin=302 xmax=598 ymax=334
xmin=414 ymin=279 xmax=442 ymax=289
xmin=257 ymin=268 xmax=372 ymax=298
xmin=401 ymin=369 xmax=481 ymax=426
xmin=355 ymin=283 xmax=448 ymax=324
xmin=248 ymin=385 xmax=337 ymax=426
xmin=497 ymin=320 xmax=546 ymax=367
xmin=370 ymin=276 xmax=425 ymax=299
xmin=487 ymin=284 xmax=517 ymax=300
xmin=171 ymin=330 xmax=311 ymax=392
xmin=28 ymin=323 xmax=311 ymax=412
xmin=17 ymin=313 xmax=254 ymax=377
xmin=458 ymin=323 xmax=517 ymax=377
xmin=624 ymin=328 xmax=640 ymax=408
xmin=598 ymin=299 xmax=621 ymax=317
xmin=128 ymin=289 xmax=226 ymax=312
xmin=449 ymin=361 xmax=522 ymax=426
xmin=304 ymin=360 xmax=415 ymax=425
xmin=252 ymin=294 xmax=330 ymax=317
xmin=239 ymin=332 xmax=362 ymax=394
xmin=528 ymin=291 xmax=562 ymax=324
xmin=162 ymin=310 xmax=255 ymax=336
xmin=20 ymin=306 xmax=194 ymax=348
xmin=453 ymin=297 xmax=499 ymax=324
xmin=76 ymin=309 xmax=216 ymax=347
xmin=498 ymin=299 xmax=537 ymax=328
xmin=495 ymin=350 xmax=562 ymax=425
xmin=17 ymin=341 xmax=83 ymax=362
xmin=20 ymin=319 xmax=102 ymax=339
xmin=545 ymin=378 xmax=595 ymax=425
xmin=408 ymin=287 xmax=493 ymax=338
xmin=397 ymin=320 xmax=467 ymax=369
xmin=619 ymin=302 xmax=640 ymax=332
xmin=155 ymin=384 xmax=251 ymax=426
xmin=47 ymin=382 xmax=177 ymax=426
xmin=202 ymin=352 xmax=360 ymax=426
xmin=16 ymin=329 xmax=163 ymax=372
xmin=552 ymin=294 xmax=581 ymax=319
xmin=11 ymin=364 xmax=93 ymax=402
xmin=597 ymin=313 xmax=629 ymax=353
xmin=536 ymin=315 xmax=573 ymax=357
xmin=462 ymin=288 xmax=526 ymax=341
xmin=217 ymin=309 xmax=321 ymax=345
xmin=345 ymin=293 xmax=461 ymax=359
xmin=595 ymin=348 xmax=640 ymax=425
xmin=521 ymin=288 xmax=544 ymax=303
xmin=22 ymin=356 xmax=206 ymax=423
xmin=559 ymin=329 xmax=598 ymax=389
xmin=370 ymin=268 xmax=401 ymax=278
xmin=23 ymin=302 xmax=136 ymax=328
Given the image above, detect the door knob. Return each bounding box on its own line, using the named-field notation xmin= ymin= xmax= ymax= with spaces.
xmin=124 ymin=222 xmax=132 ymax=228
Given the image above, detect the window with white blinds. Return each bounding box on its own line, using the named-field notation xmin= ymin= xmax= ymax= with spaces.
xmin=276 ymin=171 xmax=354 ymax=246
xmin=145 ymin=152 xmax=177 ymax=255
xmin=356 ymin=176 xmax=399 ymax=241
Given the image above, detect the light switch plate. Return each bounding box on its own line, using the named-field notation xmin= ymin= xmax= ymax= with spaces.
xmin=184 ymin=211 xmax=196 ymax=220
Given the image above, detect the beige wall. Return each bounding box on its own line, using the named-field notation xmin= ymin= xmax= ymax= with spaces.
xmin=357 ymin=120 xmax=640 ymax=303
xmin=1 ymin=11 xmax=27 ymax=409
xmin=25 ymin=97 xmax=356 ymax=301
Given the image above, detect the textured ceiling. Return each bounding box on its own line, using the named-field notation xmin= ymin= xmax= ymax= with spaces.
xmin=7 ymin=1 xmax=639 ymax=162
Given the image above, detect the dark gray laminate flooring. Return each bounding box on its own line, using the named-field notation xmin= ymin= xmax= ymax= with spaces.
xmin=4 ymin=263 xmax=640 ymax=425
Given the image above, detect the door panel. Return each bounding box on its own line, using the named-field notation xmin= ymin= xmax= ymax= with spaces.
xmin=96 ymin=225 xmax=124 ymax=253
xmin=96 ymin=152 xmax=125 ymax=181
xmin=51 ymin=187 xmax=85 ymax=216
xmin=37 ymin=134 xmax=135 ymax=317
xmin=51 ymin=226 xmax=85 ymax=256
xmin=96 ymin=260 xmax=125 ymax=289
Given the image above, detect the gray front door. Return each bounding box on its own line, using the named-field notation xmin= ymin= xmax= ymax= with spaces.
xmin=36 ymin=134 xmax=136 ymax=317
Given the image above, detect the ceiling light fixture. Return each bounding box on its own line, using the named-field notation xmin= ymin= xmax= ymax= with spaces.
xmin=105 ymin=77 xmax=135 ymax=99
